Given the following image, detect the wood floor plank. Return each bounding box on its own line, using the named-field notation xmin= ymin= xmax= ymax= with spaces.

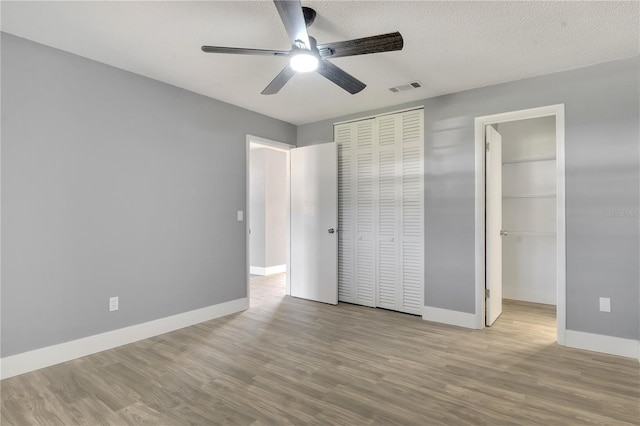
xmin=67 ymin=396 xmax=124 ymax=426
xmin=2 ymin=273 xmax=638 ymax=425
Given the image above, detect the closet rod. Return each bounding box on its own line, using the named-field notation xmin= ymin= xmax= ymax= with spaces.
xmin=503 ymin=231 xmax=556 ymax=237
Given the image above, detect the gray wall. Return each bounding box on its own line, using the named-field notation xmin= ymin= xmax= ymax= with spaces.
xmin=298 ymin=57 xmax=640 ymax=340
xmin=249 ymin=148 xmax=287 ymax=269
xmin=1 ymin=33 xmax=296 ymax=357
xmin=250 ymin=149 xmax=266 ymax=268
xmin=264 ymin=149 xmax=287 ymax=268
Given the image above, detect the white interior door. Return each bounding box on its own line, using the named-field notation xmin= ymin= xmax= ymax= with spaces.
xmin=290 ymin=142 xmax=338 ymax=305
xmin=486 ymin=125 xmax=503 ymax=326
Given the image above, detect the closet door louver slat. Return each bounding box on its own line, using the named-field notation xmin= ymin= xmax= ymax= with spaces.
xmin=402 ymin=110 xmax=422 ymax=143
xmin=377 ymin=150 xmax=396 ymax=235
xmin=402 ymin=147 xmax=422 ymax=236
xmin=377 ymin=241 xmax=397 ymax=307
xmin=377 ymin=142 xmax=398 ymax=310
xmin=403 ymin=241 xmax=423 ymax=313
xmin=356 ymin=150 xmax=374 ymax=304
xmin=378 ymin=116 xmax=396 ymax=147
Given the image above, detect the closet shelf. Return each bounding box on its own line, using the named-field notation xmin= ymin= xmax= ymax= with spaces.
xmin=503 ymin=193 xmax=556 ymax=199
xmin=502 ymin=155 xmax=556 ymax=164
xmin=504 ymin=231 xmax=556 ymax=237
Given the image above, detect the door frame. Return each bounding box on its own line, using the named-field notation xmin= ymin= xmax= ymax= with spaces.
xmin=473 ymin=104 xmax=566 ymax=345
xmin=245 ymin=135 xmax=294 ymax=303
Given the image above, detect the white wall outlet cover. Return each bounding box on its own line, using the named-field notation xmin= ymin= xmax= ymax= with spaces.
xmin=237 ymin=210 xmax=244 ymax=221
xmin=599 ymin=297 xmax=611 ymax=313
xmin=109 ymin=296 xmax=119 ymax=312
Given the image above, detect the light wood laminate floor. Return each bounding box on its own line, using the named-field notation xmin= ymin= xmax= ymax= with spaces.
xmin=2 ymin=273 xmax=639 ymax=425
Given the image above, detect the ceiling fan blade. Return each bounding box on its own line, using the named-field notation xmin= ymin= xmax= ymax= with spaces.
xmin=273 ymin=0 xmax=310 ymax=49
xmin=261 ymin=65 xmax=297 ymax=95
xmin=317 ymin=32 xmax=404 ymax=58
xmin=201 ymin=46 xmax=290 ymax=57
xmin=316 ymin=60 xmax=366 ymax=94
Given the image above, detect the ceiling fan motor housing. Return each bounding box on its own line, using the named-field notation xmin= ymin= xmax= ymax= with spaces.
xmin=302 ymin=7 xmax=316 ymax=27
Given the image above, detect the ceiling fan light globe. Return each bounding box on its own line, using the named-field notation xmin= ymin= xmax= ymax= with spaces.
xmin=290 ymin=52 xmax=319 ymax=72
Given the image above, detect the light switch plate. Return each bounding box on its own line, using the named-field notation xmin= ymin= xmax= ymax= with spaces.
xmin=109 ymin=296 xmax=119 ymax=312
xmin=599 ymin=297 xmax=611 ymax=313
xmin=237 ymin=210 xmax=243 ymax=221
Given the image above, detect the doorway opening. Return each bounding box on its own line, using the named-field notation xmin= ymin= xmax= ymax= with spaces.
xmin=474 ymin=105 xmax=566 ymax=345
xmin=246 ymin=135 xmax=292 ymax=306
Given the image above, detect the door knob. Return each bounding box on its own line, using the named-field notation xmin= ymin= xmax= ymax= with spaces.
xmin=500 ymin=230 xmax=508 ymax=237
xmin=328 ymin=228 xmax=335 ymax=234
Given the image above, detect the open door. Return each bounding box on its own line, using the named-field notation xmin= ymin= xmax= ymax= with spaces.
xmin=486 ymin=125 xmax=503 ymax=326
xmin=290 ymin=143 xmax=338 ymax=304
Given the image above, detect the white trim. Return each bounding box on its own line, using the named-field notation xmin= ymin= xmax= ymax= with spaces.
xmin=0 ymin=297 xmax=248 ymax=380
xmin=333 ymin=106 xmax=424 ymax=126
xmin=554 ymin=109 xmax=566 ymax=344
xmin=0 ymin=49 xmax=3 ymax=362
xmin=246 ymin=138 xmax=251 ymax=305
xmin=422 ymin=306 xmax=480 ymax=329
xmin=250 ymin=264 xmax=287 ymax=276
xmin=474 ymin=114 xmax=486 ymax=329
xmin=565 ymin=330 xmax=639 ymax=360
xmin=247 ymin=135 xmax=294 ymax=152
xmin=474 ymin=104 xmax=566 ymax=342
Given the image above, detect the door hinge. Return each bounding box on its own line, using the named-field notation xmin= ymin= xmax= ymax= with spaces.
xmin=485 ymin=142 xmax=490 ymax=152
xmin=485 ymin=289 xmax=490 ymax=298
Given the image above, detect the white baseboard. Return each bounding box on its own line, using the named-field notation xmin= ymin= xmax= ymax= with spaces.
xmin=0 ymin=297 xmax=249 ymax=380
xmin=250 ymin=264 xmax=286 ymax=276
xmin=564 ymin=330 xmax=639 ymax=360
xmin=422 ymin=306 xmax=480 ymax=329
xmin=503 ymin=289 xmax=556 ymax=306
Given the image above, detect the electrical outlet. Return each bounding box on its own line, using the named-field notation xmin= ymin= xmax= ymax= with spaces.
xmin=599 ymin=297 xmax=611 ymax=313
xmin=109 ymin=296 xmax=119 ymax=312
xmin=237 ymin=210 xmax=244 ymax=221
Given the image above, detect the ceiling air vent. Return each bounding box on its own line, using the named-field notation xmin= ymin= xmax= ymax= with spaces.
xmin=389 ymin=81 xmax=422 ymax=93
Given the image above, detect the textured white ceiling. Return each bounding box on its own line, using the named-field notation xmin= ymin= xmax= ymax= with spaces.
xmin=2 ymin=1 xmax=638 ymax=125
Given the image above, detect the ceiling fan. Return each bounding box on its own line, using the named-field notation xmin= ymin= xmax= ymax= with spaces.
xmin=201 ymin=0 xmax=404 ymax=95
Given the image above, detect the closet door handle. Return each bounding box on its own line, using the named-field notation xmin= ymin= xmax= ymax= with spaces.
xmin=328 ymin=228 xmax=336 ymax=234
xmin=500 ymin=230 xmax=508 ymax=237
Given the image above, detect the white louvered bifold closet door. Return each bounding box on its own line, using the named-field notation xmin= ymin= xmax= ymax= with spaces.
xmin=398 ymin=110 xmax=424 ymax=315
xmin=335 ymin=109 xmax=423 ymax=315
xmin=375 ymin=115 xmax=400 ymax=311
xmin=336 ymin=123 xmax=355 ymax=303
xmin=354 ymin=119 xmax=376 ymax=307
